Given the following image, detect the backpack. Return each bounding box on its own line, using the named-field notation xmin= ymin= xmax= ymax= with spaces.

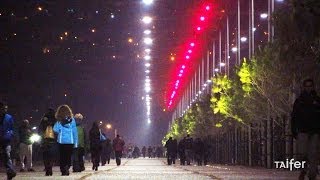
xmin=44 ymin=125 xmax=55 ymax=139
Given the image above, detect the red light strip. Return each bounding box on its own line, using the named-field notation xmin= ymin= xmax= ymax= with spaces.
xmin=167 ymin=3 xmax=214 ymax=109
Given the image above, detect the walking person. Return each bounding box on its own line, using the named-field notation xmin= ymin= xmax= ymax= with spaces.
xmin=113 ymin=134 xmax=125 ymax=166
xmin=165 ymin=137 xmax=175 ymax=165
xmin=39 ymin=108 xmax=57 ymax=176
xmin=178 ymin=137 xmax=186 ymax=165
xmin=291 ymin=79 xmax=320 ymax=180
xmin=73 ymin=113 xmax=86 ymax=172
xmin=142 ymin=146 xmax=146 ymax=158
xmin=0 ymin=102 xmax=16 ymax=179
xmin=102 ymin=138 xmax=112 ymax=164
xmin=18 ymin=119 xmax=34 ymax=172
xmin=184 ymin=134 xmax=193 ymax=165
xmin=53 ymin=105 xmax=78 ymax=176
xmin=89 ymin=121 xmax=102 ymax=171
xmin=147 ymin=146 xmax=152 ymax=158
xmin=193 ymin=138 xmax=204 ymax=166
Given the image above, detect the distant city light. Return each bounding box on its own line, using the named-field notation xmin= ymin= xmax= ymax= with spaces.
xmin=144 ymin=55 xmax=151 ymax=61
xmin=128 ymin=38 xmax=133 ymax=43
xmin=145 ymin=63 xmax=151 ymax=67
xmin=200 ymin=16 xmax=205 ymax=21
xmin=260 ymin=13 xmax=268 ymax=19
xmin=144 ymin=30 xmax=151 ymax=35
xmin=231 ymin=47 xmax=238 ymax=52
xmin=142 ymin=16 xmax=152 ymax=24
xmin=144 ymin=37 xmax=153 ymax=45
xmin=240 ymin=37 xmax=247 ymax=42
xmin=142 ymin=0 xmax=154 ymax=5
xmin=220 ymin=63 xmax=226 ymax=67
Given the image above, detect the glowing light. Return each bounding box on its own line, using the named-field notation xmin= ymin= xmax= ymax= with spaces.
xmin=188 ymin=50 xmax=192 ymax=53
xmin=144 ymin=37 xmax=153 ymax=45
xmin=190 ymin=42 xmax=195 ymax=47
xmin=197 ymin=27 xmax=201 ymax=31
xmin=64 ymin=32 xmax=68 ymax=36
xmin=111 ymin=14 xmax=115 ymax=18
xmin=231 ymin=47 xmax=238 ymax=52
xmin=106 ymin=124 xmax=112 ymax=129
xmin=142 ymin=16 xmax=152 ymax=24
xmin=170 ymin=56 xmax=175 ymax=61
xmin=205 ymin=6 xmax=210 ymax=10
xmin=144 ymin=55 xmax=151 ymax=61
xmin=145 ymin=63 xmax=151 ymax=67
xmin=220 ymin=63 xmax=226 ymax=67
xmin=182 ymin=65 xmax=186 ymax=69
xmin=240 ymin=37 xmax=247 ymax=42
xmin=128 ymin=38 xmax=133 ymax=43
xmin=91 ymin=29 xmax=96 ymax=33
xmin=144 ymin=30 xmax=151 ymax=35
xmin=142 ymin=0 xmax=154 ymax=5
xmin=200 ymin=16 xmax=205 ymax=21
xmin=260 ymin=13 xmax=268 ymax=19
xmin=30 ymin=133 xmax=41 ymax=143
xmin=214 ymin=68 xmax=219 ymax=72
xmin=145 ymin=49 xmax=151 ymax=53
xmin=186 ymin=55 xmax=190 ymax=59
xmin=38 ymin=7 xmax=43 ymax=11
xmin=145 ymin=86 xmax=151 ymax=93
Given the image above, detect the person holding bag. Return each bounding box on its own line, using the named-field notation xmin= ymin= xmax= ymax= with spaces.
xmin=53 ymin=105 xmax=78 ymax=176
xmin=39 ymin=108 xmax=57 ymax=176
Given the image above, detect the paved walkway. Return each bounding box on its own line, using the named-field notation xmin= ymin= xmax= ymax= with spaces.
xmin=0 ymin=158 xmax=305 ymax=179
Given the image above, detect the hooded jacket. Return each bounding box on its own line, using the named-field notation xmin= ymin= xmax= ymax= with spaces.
xmin=291 ymin=90 xmax=320 ymax=134
xmin=53 ymin=117 xmax=78 ymax=148
xmin=0 ymin=114 xmax=14 ymax=142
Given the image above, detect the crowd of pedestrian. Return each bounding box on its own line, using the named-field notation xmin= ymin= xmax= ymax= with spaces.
xmin=165 ymin=134 xmax=211 ymax=166
xmin=0 ymin=103 xmax=126 ymax=179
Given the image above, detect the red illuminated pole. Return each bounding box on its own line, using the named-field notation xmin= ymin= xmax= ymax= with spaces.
xmin=226 ymin=16 xmax=230 ymax=76
xmin=219 ymin=30 xmax=222 ymax=72
xmin=249 ymin=0 xmax=252 ymax=59
xmin=237 ymin=0 xmax=241 ymax=65
xmin=212 ymin=41 xmax=216 ymax=76
xmin=252 ymin=0 xmax=255 ymax=55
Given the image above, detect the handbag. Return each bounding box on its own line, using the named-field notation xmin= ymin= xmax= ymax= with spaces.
xmin=44 ymin=126 xmax=55 ymax=139
xmin=100 ymin=130 xmax=106 ymax=141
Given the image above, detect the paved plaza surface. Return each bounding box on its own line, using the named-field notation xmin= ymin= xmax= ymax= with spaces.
xmin=0 ymin=158 xmax=304 ymax=179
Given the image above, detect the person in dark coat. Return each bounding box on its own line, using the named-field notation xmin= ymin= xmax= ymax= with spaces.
xmin=193 ymin=138 xmax=204 ymax=166
xmin=72 ymin=113 xmax=86 ymax=172
xmin=89 ymin=121 xmax=102 ymax=171
xmin=291 ymin=79 xmax=320 ymax=180
xmin=101 ymin=138 xmax=112 ymax=165
xmin=142 ymin=146 xmax=147 ymax=158
xmin=203 ymin=136 xmax=211 ymax=166
xmin=184 ymin=134 xmax=193 ymax=165
xmin=165 ymin=137 xmax=176 ymax=165
xmin=147 ymin=146 xmax=153 ymax=158
xmin=39 ymin=108 xmax=57 ymax=176
xmin=178 ymin=137 xmax=186 ymax=165
xmin=156 ymin=146 xmax=162 ymax=158
xmin=172 ymin=139 xmax=178 ymax=164
xmin=0 ymin=102 xmax=16 ymax=180
xmin=133 ymin=146 xmax=140 ymax=158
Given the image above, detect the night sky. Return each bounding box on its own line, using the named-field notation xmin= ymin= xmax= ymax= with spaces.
xmin=0 ymin=0 xmax=269 ymax=146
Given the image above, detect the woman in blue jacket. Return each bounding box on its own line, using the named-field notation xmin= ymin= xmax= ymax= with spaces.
xmin=53 ymin=105 xmax=78 ymax=176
